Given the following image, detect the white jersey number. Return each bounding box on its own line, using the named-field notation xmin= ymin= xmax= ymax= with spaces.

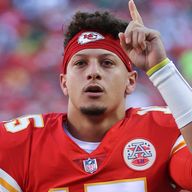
xmin=137 ymin=106 xmax=171 ymax=115
xmin=49 ymin=177 xmax=147 ymax=192
xmin=4 ymin=114 xmax=44 ymax=133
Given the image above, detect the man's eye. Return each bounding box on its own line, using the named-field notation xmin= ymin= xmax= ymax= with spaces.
xmin=74 ymin=60 xmax=86 ymax=66
xmin=102 ymin=60 xmax=114 ymax=67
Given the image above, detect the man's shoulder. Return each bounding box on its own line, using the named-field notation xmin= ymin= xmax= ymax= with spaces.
xmin=124 ymin=106 xmax=180 ymax=152
xmin=128 ymin=106 xmax=171 ymax=114
xmin=42 ymin=112 xmax=67 ymax=124
xmin=126 ymin=106 xmax=178 ymax=128
xmin=0 ymin=112 xmax=67 ymax=145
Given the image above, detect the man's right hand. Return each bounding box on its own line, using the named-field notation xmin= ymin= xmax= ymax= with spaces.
xmin=119 ymin=0 xmax=167 ymax=72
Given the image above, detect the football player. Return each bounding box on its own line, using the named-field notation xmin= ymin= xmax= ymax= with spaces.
xmin=0 ymin=0 xmax=192 ymax=191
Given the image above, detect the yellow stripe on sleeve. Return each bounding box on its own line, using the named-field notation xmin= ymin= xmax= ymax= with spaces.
xmin=171 ymin=141 xmax=186 ymax=155
xmin=0 ymin=168 xmax=22 ymax=192
xmin=146 ymin=58 xmax=170 ymax=77
xmin=0 ymin=178 xmax=19 ymax=192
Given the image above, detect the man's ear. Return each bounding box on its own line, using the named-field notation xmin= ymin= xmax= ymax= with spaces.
xmin=125 ymin=71 xmax=138 ymax=95
xmin=60 ymin=74 xmax=68 ymax=96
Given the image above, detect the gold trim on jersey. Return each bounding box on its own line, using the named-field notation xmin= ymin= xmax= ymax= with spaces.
xmin=171 ymin=141 xmax=186 ymax=155
xmin=84 ymin=177 xmax=147 ymax=192
xmin=49 ymin=187 xmax=69 ymax=192
xmin=0 ymin=178 xmax=19 ymax=192
xmin=0 ymin=168 xmax=22 ymax=192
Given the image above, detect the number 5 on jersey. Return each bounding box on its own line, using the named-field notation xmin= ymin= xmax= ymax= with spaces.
xmin=4 ymin=114 xmax=44 ymax=133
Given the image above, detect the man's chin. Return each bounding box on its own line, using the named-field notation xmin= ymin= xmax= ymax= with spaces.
xmin=80 ymin=106 xmax=107 ymax=116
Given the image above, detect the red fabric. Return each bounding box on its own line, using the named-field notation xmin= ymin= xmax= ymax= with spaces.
xmin=0 ymin=108 xmax=185 ymax=192
xmin=62 ymin=31 xmax=132 ymax=73
xmin=169 ymin=147 xmax=192 ymax=190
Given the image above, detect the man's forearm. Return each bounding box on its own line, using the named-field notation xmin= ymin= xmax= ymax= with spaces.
xmin=147 ymin=58 xmax=192 ymax=152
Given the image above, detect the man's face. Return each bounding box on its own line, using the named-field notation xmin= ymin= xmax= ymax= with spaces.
xmin=60 ymin=49 xmax=137 ymax=116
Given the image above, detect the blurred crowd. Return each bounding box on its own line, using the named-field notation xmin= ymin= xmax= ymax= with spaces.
xmin=0 ymin=0 xmax=192 ymax=121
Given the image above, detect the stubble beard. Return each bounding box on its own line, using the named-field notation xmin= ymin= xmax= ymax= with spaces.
xmin=80 ymin=105 xmax=107 ymax=116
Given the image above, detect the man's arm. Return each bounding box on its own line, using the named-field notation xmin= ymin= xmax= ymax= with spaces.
xmin=119 ymin=0 xmax=192 ymax=152
xmin=0 ymin=121 xmax=24 ymax=191
xmin=0 ymin=114 xmax=44 ymax=191
xmin=169 ymin=147 xmax=192 ymax=190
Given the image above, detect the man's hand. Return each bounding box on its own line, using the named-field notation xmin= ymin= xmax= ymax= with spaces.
xmin=119 ymin=0 xmax=167 ymax=71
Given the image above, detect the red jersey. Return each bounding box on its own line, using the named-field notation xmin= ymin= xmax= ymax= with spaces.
xmin=0 ymin=107 xmax=191 ymax=192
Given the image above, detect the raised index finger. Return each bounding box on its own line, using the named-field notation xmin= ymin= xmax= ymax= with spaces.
xmin=128 ymin=0 xmax=144 ymax=25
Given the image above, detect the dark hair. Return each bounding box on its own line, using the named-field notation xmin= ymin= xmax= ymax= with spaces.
xmin=64 ymin=11 xmax=128 ymax=47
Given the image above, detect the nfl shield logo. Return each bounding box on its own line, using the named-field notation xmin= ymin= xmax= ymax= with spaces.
xmin=83 ymin=158 xmax=98 ymax=173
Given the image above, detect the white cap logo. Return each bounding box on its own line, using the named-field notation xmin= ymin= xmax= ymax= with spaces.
xmin=123 ymin=139 xmax=156 ymax=171
xmin=78 ymin=32 xmax=104 ymax=45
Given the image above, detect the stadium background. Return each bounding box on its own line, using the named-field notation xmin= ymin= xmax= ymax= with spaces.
xmin=0 ymin=0 xmax=192 ymax=121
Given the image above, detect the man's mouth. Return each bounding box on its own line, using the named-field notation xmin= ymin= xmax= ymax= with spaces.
xmin=85 ymin=85 xmax=103 ymax=92
xmin=84 ymin=85 xmax=104 ymax=97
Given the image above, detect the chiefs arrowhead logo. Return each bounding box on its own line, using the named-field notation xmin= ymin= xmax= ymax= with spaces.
xmin=78 ymin=32 xmax=104 ymax=45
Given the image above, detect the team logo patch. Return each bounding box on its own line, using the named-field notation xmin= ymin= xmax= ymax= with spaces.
xmin=78 ymin=32 xmax=104 ymax=45
xmin=123 ymin=139 xmax=156 ymax=171
xmin=83 ymin=158 xmax=98 ymax=174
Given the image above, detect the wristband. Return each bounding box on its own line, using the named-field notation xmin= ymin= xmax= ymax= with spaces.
xmin=147 ymin=59 xmax=192 ymax=129
xmin=147 ymin=58 xmax=170 ymax=76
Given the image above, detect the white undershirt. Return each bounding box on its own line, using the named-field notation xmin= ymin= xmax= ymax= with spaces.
xmin=64 ymin=125 xmax=100 ymax=153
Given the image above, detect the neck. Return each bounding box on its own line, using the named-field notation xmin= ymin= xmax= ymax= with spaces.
xmin=66 ymin=106 xmax=126 ymax=142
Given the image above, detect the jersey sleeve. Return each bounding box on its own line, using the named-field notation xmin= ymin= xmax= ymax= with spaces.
xmin=136 ymin=107 xmax=192 ymax=190
xmin=0 ymin=114 xmax=45 ymax=191
xmin=169 ymin=145 xmax=192 ymax=190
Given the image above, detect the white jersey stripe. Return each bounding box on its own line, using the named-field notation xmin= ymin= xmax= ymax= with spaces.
xmin=0 ymin=169 xmax=22 ymax=192
xmin=0 ymin=184 xmax=9 ymax=192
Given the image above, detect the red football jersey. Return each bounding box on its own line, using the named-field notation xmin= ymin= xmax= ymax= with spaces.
xmin=0 ymin=107 xmax=189 ymax=192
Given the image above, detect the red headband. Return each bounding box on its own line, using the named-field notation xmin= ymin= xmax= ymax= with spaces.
xmin=62 ymin=31 xmax=132 ymax=73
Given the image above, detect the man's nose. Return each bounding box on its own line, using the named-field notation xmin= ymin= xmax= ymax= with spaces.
xmin=86 ymin=61 xmax=102 ymax=80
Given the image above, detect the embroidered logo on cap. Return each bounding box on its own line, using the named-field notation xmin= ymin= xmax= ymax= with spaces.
xmin=123 ymin=139 xmax=156 ymax=171
xmin=78 ymin=32 xmax=104 ymax=45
